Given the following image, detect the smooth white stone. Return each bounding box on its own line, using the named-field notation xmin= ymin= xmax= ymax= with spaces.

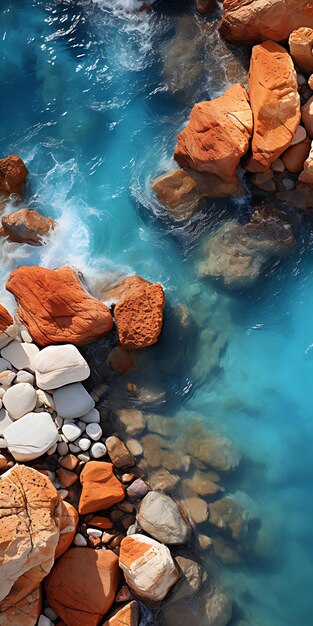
xmin=14 ymin=370 xmax=35 ymax=385
xmin=0 ymin=371 xmax=16 ymax=387
xmin=290 ymin=124 xmax=307 ymax=146
xmin=0 ymin=438 xmax=7 ymax=448
xmin=57 ymin=441 xmax=69 ymax=456
xmin=0 ymin=358 xmax=13 ymax=373
xmin=44 ymin=607 xmax=58 ymax=621
xmin=77 ymin=452 xmax=90 ymax=462
xmin=86 ymin=528 xmax=102 ymax=538
xmin=79 ymin=408 xmax=100 ymax=424
xmin=74 ymin=533 xmax=87 ymax=547
xmin=36 ymin=389 xmax=55 ymax=411
xmin=34 ymin=344 xmax=90 ymax=390
xmin=47 ymin=442 xmax=57 ymax=455
xmin=38 ymin=615 xmax=52 ymax=626
xmin=3 ymin=383 xmax=37 ymax=420
xmin=53 ymin=382 xmax=95 ymax=420
xmin=91 ymin=442 xmax=106 ymax=458
xmin=62 ymin=422 xmax=82 ymax=442
xmin=78 ymin=437 xmax=91 ymax=451
xmin=3 ymin=411 xmax=58 ymax=461
xmin=0 ymin=408 xmax=13 ymax=435
xmin=1 ymin=341 xmax=39 ymax=372
xmin=86 ymin=423 xmax=102 ymax=441
xmin=0 ymin=324 xmax=18 ymax=349
xmin=69 ymin=442 xmax=81 ymax=453
xmin=20 ymin=329 xmax=33 ymax=343
xmin=0 ymin=389 xmax=5 ymax=399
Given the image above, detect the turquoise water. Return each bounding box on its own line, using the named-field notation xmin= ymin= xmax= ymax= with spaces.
xmin=1 ymin=1 xmax=313 ymax=624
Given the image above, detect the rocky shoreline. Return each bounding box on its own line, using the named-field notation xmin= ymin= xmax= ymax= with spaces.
xmin=1 ymin=2 xmax=313 ymax=626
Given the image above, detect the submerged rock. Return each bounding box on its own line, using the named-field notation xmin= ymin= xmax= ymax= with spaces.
xmin=180 ymin=424 xmax=241 ymax=472
xmin=289 ymin=28 xmax=313 ymax=74
xmin=209 ymin=497 xmax=251 ymax=543
xmin=0 ymin=208 xmax=56 ymax=245
xmin=162 ymin=583 xmax=232 ymax=626
xmin=169 ymin=548 xmax=203 ymax=603
xmin=219 ymin=0 xmax=313 ymax=44
xmin=6 ymin=265 xmax=114 ymax=347
xmin=183 ymin=469 xmax=221 ymax=496
xmin=137 ymin=491 xmax=191 ymax=544
xmin=174 ymin=83 xmax=253 ymax=181
xmin=0 ymin=155 xmax=28 ymax=195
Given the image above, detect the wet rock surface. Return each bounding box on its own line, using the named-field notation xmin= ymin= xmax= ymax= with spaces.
xmin=0 ymin=208 xmax=56 ymax=245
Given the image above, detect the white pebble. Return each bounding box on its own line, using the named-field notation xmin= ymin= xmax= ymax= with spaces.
xmin=0 ymin=371 xmax=16 ymax=388
xmin=44 ymin=607 xmax=58 ymax=621
xmin=77 ymin=452 xmax=90 ymax=462
xmin=36 ymin=389 xmax=55 ymax=411
xmin=79 ymin=408 xmax=100 ymax=424
xmin=86 ymin=423 xmax=102 ymax=441
xmin=0 ymin=358 xmax=13 ymax=373
xmin=46 ymin=442 xmax=57 ymax=455
xmin=57 ymin=441 xmax=69 ymax=456
xmin=69 ymin=443 xmax=81 ymax=453
xmin=74 ymin=533 xmax=87 ymax=547
xmin=58 ymin=489 xmax=68 ymax=499
xmin=1 ymin=341 xmax=39 ymax=372
xmin=62 ymin=422 xmax=82 ymax=442
xmin=20 ymin=329 xmax=33 ymax=343
xmin=87 ymin=528 xmax=102 ymax=538
xmin=0 ymin=438 xmax=7 ymax=449
xmin=14 ymin=370 xmax=35 ymax=385
xmin=91 ymin=442 xmax=106 ymax=458
xmin=38 ymin=616 xmax=52 ymax=626
xmin=78 ymin=437 xmax=91 ymax=451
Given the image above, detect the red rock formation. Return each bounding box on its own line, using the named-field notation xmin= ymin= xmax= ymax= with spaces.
xmin=78 ymin=461 xmax=125 ymax=515
xmin=0 ymin=209 xmax=56 ymax=245
xmin=219 ymin=0 xmax=313 ymax=45
xmin=289 ymin=28 xmax=313 ymax=74
xmin=45 ymin=548 xmax=119 ymax=626
xmin=0 ymin=155 xmax=28 ymax=195
xmin=0 ymin=585 xmax=42 ymax=626
xmin=6 ymin=265 xmax=114 ymax=347
xmin=174 ymin=84 xmax=253 ymax=181
xmin=0 ymin=304 xmax=13 ymax=332
xmin=247 ymin=41 xmax=300 ymax=170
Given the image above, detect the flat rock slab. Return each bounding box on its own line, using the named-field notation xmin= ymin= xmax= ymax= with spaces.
xmin=3 ymin=411 xmax=58 ymax=461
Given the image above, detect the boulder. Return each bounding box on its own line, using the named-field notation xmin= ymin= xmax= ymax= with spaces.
xmin=151 ymin=169 xmax=239 ymax=221
xmin=299 ymin=142 xmax=313 ymax=185
xmin=137 ymin=491 xmax=191 ymax=544
xmin=55 ymin=501 xmax=79 ymax=559
xmin=3 ymin=411 xmax=58 ymax=461
xmin=281 ymin=138 xmax=311 ymax=173
xmin=119 ymin=534 xmax=180 ymax=603
xmin=45 ymin=548 xmax=119 ymax=626
xmin=174 ymin=84 xmax=253 ymax=181
xmin=219 ymin=0 xmax=313 ymax=44
xmin=0 ymin=465 xmax=62 ymax=605
xmin=3 ymin=382 xmax=37 ymax=420
xmin=162 ymin=583 xmax=232 ymax=626
xmin=105 ymin=435 xmax=135 ymax=469
xmin=197 ymin=210 xmax=295 ymax=288
xmin=183 ymin=470 xmax=221 ymax=496
xmin=247 ymin=41 xmax=300 ymax=171
xmin=0 ymin=585 xmax=42 ymax=626
xmin=78 ymin=461 xmax=125 ymax=515
xmin=53 ymin=382 xmax=95 ymax=419
xmin=0 ymin=155 xmax=28 ymax=195
xmin=181 ymin=427 xmax=241 ymax=472
xmin=289 ymin=28 xmax=313 ymax=74
xmin=0 ymin=209 xmax=56 ymax=245
xmin=116 ymin=407 xmax=146 ymax=435
xmin=33 ymin=344 xmax=90 ymax=390
xmin=102 ymin=601 xmax=139 ymax=626
xmin=180 ymin=496 xmax=209 ymax=524
xmin=6 ymin=266 xmax=114 ymax=347
xmin=169 ymin=548 xmax=203 ymax=603
xmin=209 ymin=498 xmax=250 ymax=542
xmin=301 ymin=96 xmax=313 ymax=138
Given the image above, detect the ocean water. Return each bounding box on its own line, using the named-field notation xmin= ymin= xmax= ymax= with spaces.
xmin=1 ymin=1 xmax=313 ymax=625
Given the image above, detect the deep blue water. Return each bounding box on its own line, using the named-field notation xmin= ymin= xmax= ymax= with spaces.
xmin=1 ymin=1 xmax=313 ymax=624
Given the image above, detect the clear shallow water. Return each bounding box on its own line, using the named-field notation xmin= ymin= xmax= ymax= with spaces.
xmin=1 ymin=1 xmax=313 ymax=624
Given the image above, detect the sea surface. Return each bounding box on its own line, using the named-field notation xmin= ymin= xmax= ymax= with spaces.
xmin=1 ymin=1 xmax=313 ymax=624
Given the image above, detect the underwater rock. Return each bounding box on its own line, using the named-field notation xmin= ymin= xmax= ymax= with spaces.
xmin=45 ymin=548 xmax=119 ymax=626
xmin=209 ymin=497 xmax=251 ymax=542
xmin=196 ymin=0 xmax=216 ymax=13
xmin=183 ymin=469 xmax=221 ymax=496
xmin=169 ymin=548 xmax=203 ymax=603
xmin=180 ymin=424 xmax=241 ymax=472
xmin=137 ymin=491 xmax=191 ymax=544
xmin=116 ymin=407 xmax=146 ymax=435
xmin=102 ymin=601 xmax=139 ymax=626
xmin=174 ymin=83 xmax=253 ymax=181
xmin=0 ymin=209 xmax=56 ymax=245
xmin=289 ymin=28 xmax=313 ymax=74
xmin=197 ymin=209 xmax=295 ymax=289
xmin=6 ymin=265 xmax=114 ymax=347
xmin=219 ymin=0 xmax=313 ymax=44
xmin=151 ymin=168 xmax=239 ymax=221
xmin=148 ymin=468 xmax=180 ymax=493
xmin=161 ymin=583 xmax=232 ymax=626
xmin=141 ymin=433 xmax=189 ymax=472
xmin=0 ymin=155 xmax=28 ymax=196
xmin=105 ymin=435 xmax=136 ymax=469
xmin=299 ymin=141 xmax=313 ymax=185
xmin=247 ymin=41 xmax=300 ymax=171
xmin=108 ymin=345 xmax=135 ymax=373
xmin=78 ymin=461 xmax=125 ymax=514
xmin=180 ymin=496 xmax=209 ymax=524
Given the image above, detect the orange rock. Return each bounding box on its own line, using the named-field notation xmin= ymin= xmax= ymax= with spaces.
xmin=107 ymin=277 xmax=165 ymax=350
xmin=102 ymin=601 xmax=139 ymax=626
xmin=0 ymin=155 xmax=28 ymax=195
xmin=55 ymin=501 xmax=79 ymax=560
xmin=281 ymin=138 xmax=311 ymax=173
xmin=88 ymin=515 xmax=113 ymax=530
xmin=219 ymin=0 xmax=313 ymax=44
xmin=174 ymin=83 xmax=252 ymax=181
xmin=301 ymin=96 xmax=313 ymax=138
xmin=1 ymin=208 xmax=56 ymax=245
xmin=108 ymin=346 xmax=135 ymax=373
xmin=0 ymin=303 xmax=13 ymax=332
xmin=248 ymin=41 xmax=300 ymax=170
xmin=299 ymin=141 xmax=313 ymax=185
xmin=289 ymin=28 xmax=313 ymax=74
xmin=60 ymin=454 xmax=79 ymax=471
xmin=6 ymin=265 xmax=114 ymax=347
xmin=45 ymin=547 xmax=119 ymax=626
xmin=78 ymin=461 xmax=125 ymax=515
xmin=0 ymin=584 xmax=42 ymax=626
xmin=57 ymin=468 xmax=78 ymax=488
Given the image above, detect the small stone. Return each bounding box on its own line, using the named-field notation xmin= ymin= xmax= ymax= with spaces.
xmin=77 ymin=452 xmax=90 ymax=462
xmin=78 ymin=461 xmax=125 ymax=515
xmin=62 ymin=422 xmax=82 ymax=442
xmin=14 ymin=370 xmax=35 ymax=385
xmin=0 ymin=370 xmax=16 ymax=387
xmin=86 ymin=422 xmax=102 ymax=441
xmin=282 ymin=178 xmax=295 ymax=190
xmin=21 ymin=328 xmax=33 ymax=343
xmin=36 ymin=389 xmax=55 ymax=411
xmin=44 ymin=607 xmax=58 ymax=621
xmin=57 ymin=441 xmax=69 ymax=456
xmin=74 ymin=533 xmax=88 ymax=547
xmin=69 ymin=443 xmax=81 ymax=453
xmin=79 ymin=408 xmax=100 ymax=423
xmin=88 ymin=535 xmax=102 ymax=549
xmin=60 ymin=453 xmax=79 ymax=470
xmin=78 ymin=437 xmax=91 ymax=451
xmin=91 ymin=442 xmax=107 ymax=458
xmin=121 ymin=473 xmax=136 ymax=484
xmin=106 ymin=435 xmax=135 ymax=468
xmin=1 ymin=340 xmax=39 ymax=371
xmin=290 ymin=124 xmax=307 ymax=145
xmin=271 ymin=158 xmax=285 ymax=172
xmin=55 ymin=415 xmax=63 ymax=429
xmin=3 ymin=382 xmax=37 ymax=420
xmin=77 ymin=420 xmax=87 ymax=431
xmin=125 ymin=438 xmax=143 ymax=457
xmin=54 ymin=382 xmax=95 ymax=420
xmin=89 ymin=515 xmax=113 ymax=530
xmin=38 ymin=615 xmax=52 ymax=626
xmin=0 ymin=357 xmax=14 ymax=372
xmin=127 ymin=478 xmax=150 ymax=501
xmin=198 ymin=534 xmax=213 ymax=551
xmin=87 ymin=528 xmax=103 ymax=538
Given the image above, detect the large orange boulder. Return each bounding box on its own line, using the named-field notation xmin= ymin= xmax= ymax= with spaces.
xmin=247 ymin=41 xmax=300 ymax=171
xmin=0 ymin=303 xmax=13 ymax=332
xmin=45 ymin=548 xmax=119 ymax=626
xmin=174 ymin=83 xmax=253 ymax=181
xmin=102 ymin=276 xmax=165 ymax=350
xmin=78 ymin=461 xmax=125 ymax=515
xmin=0 ymin=585 xmax=42 ymax=626
xmin=0 ymin=155 xmax=28 ymax=195
xmin=289 ymin=28 xmax=313 ymax=74
xmin=6 ymin=265 xmax=114 ymax=347
xmin=219 ymin=0 xmax=313 ymax=44
xmin=55 ymin=501 xmax=79 ymax=559
xmin=1 ymin=208 xmax=56 ymax=245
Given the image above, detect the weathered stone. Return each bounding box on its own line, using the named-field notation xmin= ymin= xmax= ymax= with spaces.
xmin=137 ymin=491 xmax=190 ymax=544
xmin=105 ymin=436 xmax=135 ymax=469
xmin=1 ymin=340 xmax=39 ymax=371
xmin=0 ymin=209 xmax=56 ymax=245
xmin=301 ymin=96 xmax=313 ymax=138
xmin=6 ymin=266 xmax=113 ymax=347
xmin=180 ymin=426 xmax=241 ymax=472
xmin=162 ymin=584 xmax=232 ymax=626
xmin=289 ymin=28 xmax=313 ymax=74
xmin=34 ymin=344 xmax=90 ymax=390
xmin=3 ymin=411 xmax=58 ymax=461
xmin=148 ymin=469 xmax=180 ymax=493
xmin=79 ymin=461 xmax=125 ymax=515
xmin=102 ymin=601 xmax=139 ymax=626
xmin=53 ymin=382 xmax=95 ymax=419
xmin=0 ymin=585 xmax=42 ymax=626
xmin=299 ymin=141 xmax=313 ymax=185
xmin=55 ymin=501 xmax=79 ymax=559
xmin=45 ymin=548 xmax=119 ymax=626
xmin=169 ymin=548 xmax=203 ymax=603
xmin=281 ymin=138 xmax=311 ymax=173
xmin=209 ymin=498 xmax=250 ymax=542
xmin=116 ymin=408 xmax=146 ymax=435
xmin=174 ymin=84 xmax=253 ymax=181
xmin=180 ymin=496 xmax=209 ymax=524
xmin=126 ymin=478 xmax=150 ymax=501
xmin=119 ymin=534 xmax=179 ymax=604
xmin=3 ymin=382 xmax=37 ymax=420
xmin=0 ymin=155 xmax=28 ymax=195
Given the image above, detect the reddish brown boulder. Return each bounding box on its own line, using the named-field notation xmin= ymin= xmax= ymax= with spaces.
xmin=0 ymin=585 xmax=42 ymax=626
xmin=45 ymin=548 xmax=119 ymax=626
xmin=108 ymin=346 xmax=135 ymax=373
xmin=0 ymin=155 xmax=28 ymax=195
xmin=102 ymin=601 xmax=139 ymax=626
xmin=0 ymin=304 xmax=13 ymax=332
xmin=55 ymin=501 xmax=79 ymax=559
xmin=0 ymin=209 xmax=56 ymax=245
xmin=247 ymin=41 xmax=300 ymax=171
xmin=219 ymin=0 xmax=313 ymax=45
xmin=78 ymin=461 xmax=125 ymax=515
xmin=289 ymin=28 xmax=313 ymax=74
xmin=6 ymin=265 xmax=114 ymax=347
xmin=174 ymin=83 xmax=253 ymax=181
xmin=281 ymin=138 xmax=311 ymax=173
